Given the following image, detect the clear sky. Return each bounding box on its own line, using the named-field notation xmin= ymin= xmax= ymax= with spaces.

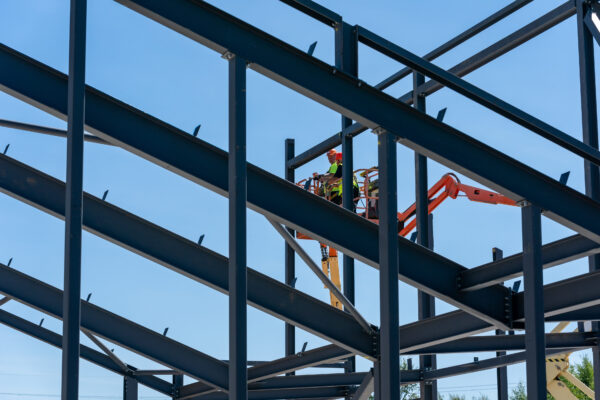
xmin=0 ymin=0 xmax=597 ymax=399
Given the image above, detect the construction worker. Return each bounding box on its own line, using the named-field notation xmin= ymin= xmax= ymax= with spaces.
xmin=314 ymin=149 xmax=342 ymax=200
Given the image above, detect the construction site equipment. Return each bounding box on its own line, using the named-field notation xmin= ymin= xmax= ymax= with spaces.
xmin=546 ymin=322 xmax=595 ymax=399
xmin=297 ymin=170 xmax=518 ymax=308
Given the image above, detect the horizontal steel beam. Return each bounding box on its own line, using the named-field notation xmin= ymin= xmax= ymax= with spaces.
xmin=0 ymin=118 xmax=109 ymax=145
xmin=357 ymin=25 xmax=600 ymax=167
xmin=374 ymin=0 xmax=532 ymax=90
xmin=278 ymin=0 xmax=341 ymax=26
xmin=180 ymin=345 xmax=353 ymax=399
xmin=460 ymin=234 xmax=600 ymax=291
xmin=0 ymin=308 xmax=173 ymax=396
xmin=190 ymin=386 xmax=352 ymax=400
xmin=0 ymin=41 xmax=511 ymax=328
xmin=411 ymin=332 xmax=595 ymax=354
xmin=513 ymin=270 xmax=600 ymax=320
xmin=0 ymin=154 xmax=373 ymax=357
xmin=287 ymin=1 xmax=576 ymax=169
xmin=0 ymin=264 xmax=229 ymax=390
xmin=546 ymin=304 xmax=600 ymax=321
xmin=423 ymin=348 xmax=579 ymax=382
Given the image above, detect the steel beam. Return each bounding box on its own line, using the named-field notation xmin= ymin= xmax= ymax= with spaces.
xmin=0 ymin=309 xmax=173 ymax=396
xmin=0 ymin=42 xmax=513 ymax=331
xmin=179 ymin=344 xmax=353 ymax=399
xmin=107 ymin=0 xmax=600 ymax=250
xmin=336 ymin=20 xmax=358 ymax=379
xmin=173 ymin=375 xmax=184 ymax=399
xmin=284 ymin=138 xmax=295 ymax=363
xmin=460 ymin=234 xmax=600 ymax=291
xmin=377 ymin=131 xmax=399 ymax=400
xmin=0 ymin=118 xmax=109 ymax=144
xmin=493 ymin=249 xmax=508 ymax=400
xmin=124 ymin=376 xmax=138 ymax=400
xmin=413 ymin=71 xmax=436 ymax=400
xmin=423 ymin=348 xmax=579 ymax=382
xmin=278 ymin=0 xmax=341 ymax=26
xmin=577 ymin=2 xmax=600 ymax=396
xmin=228 ymin=53 xmax=247 ymax=400
xmin=352 ymin=369 xmax=374 ymax=400
xmin=521 ymin=204 xmax=546 ymax=398
xmin=357 ymin=25 xmax=600 ymax=167
xmin=0 ymin=263 xmax=229 ymax=390
xmin=287 ymin=1 xmax=575 ymax=170
xmin=374 ymin=0 xmax=532 ymax=90
xmin=185 ymin=386 xmax=352 ymax=400
xmin=0 ymin=154 xmax=373 ymax=357
xmin=63 ymin=1 xmax=87 ymax=399
xmin=411 ymin=332 xmax=594 ymax=354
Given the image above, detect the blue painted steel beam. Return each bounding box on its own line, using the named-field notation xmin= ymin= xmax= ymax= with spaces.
xmin=0 ymin=309 xmax=173 ymax=396
xmin=0 ymin=153 xmax=373 ymax=357
xmin=63 ymin=1 xmax=87 ymax=399
xmin=0 ymin=42 xmax=511 ymax=330
xmin=0 ymin=263 xmax=229 ymax=390
xmin=228 ymin=54 xmax=247 ymax=400
xmin=186 ymin=386 xmax=351 ymax=400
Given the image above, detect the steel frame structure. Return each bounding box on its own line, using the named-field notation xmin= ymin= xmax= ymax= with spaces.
xmin=0 ymin=1 xmax=600 ymax=399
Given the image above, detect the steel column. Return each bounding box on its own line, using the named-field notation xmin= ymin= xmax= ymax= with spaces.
xmin=173 ymin=375 xmax=184 ymax=399
xmin=229 ymin=54 xmax=247 ymax=400
xmin=335 ymin=20 xmax=358 ymax=379
xmin=521 ymin=204 xmax=546 ymax=398
xmin=284 ymin=138 xmax=295 ymax=366
xmin=413 ymin=71 xmax=436 ymax=400
xmin=123 ymin=376 xmax=138 ymax=400
xmin=493 ymin=249 xmax=508 ymax=400
xmin=377 ymin=131 xmax=399 ymax=400
xmin=62 ymin=1 xmax=86 ymax=399
xmin=577 ymin=2 xmax=600 ymax=395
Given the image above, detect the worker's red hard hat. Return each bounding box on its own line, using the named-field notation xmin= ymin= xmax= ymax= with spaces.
xmin=335 ymin=152 xmax=343 ymax=161
xmin=327 ymin=149 xmax=337 ymax=156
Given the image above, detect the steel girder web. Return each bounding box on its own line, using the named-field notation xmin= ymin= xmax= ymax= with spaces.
xmin=0 ymin=308 xmax=173 ymax=396
xmin=0 ymin=43 xmax=511 ymax=329
xmin=400 ymin=269 xmax=600 ymax=353
xmin=0 ymin=154 xmax=373 ymax=358
xmin=0 ymin=263 xmax=229 ymax=390
xmin=460 ymin=234 xmax=600 ymax=291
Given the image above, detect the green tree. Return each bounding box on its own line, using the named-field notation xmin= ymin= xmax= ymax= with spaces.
xmin=447 ymin=395 xmax=465 ymax=400
xmin=472 ymin=394 xmax=489 ymax=400
xmin=510 ymin=381 xmax=527 ymax=400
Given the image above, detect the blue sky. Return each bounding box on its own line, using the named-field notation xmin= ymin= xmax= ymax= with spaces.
xmin=0 ymin=0 xmax=596 ymax=399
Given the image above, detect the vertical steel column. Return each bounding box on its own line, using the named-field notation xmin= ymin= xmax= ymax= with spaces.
xmin=62 ymin=1 xmax=86 ymax=399
xmin=123 ymin=376 xmax=138 ymax=400
xmin=377 ymin=131 xmax=399 ymax=400
xmin=576 ymin=2 xmax=600 ymax=395
xmin=284 ymin=138 xmax=295 ymax=367
xmin=172 ymin=374 xmax=183 ymax=399
xmin=228 ymin=54 xmax=247 ymax=400
xmin=493 ymin=248 xmax=509 ymax=400
xmin=335 ymin=20 xmax=359 ymax=378
xmin=521 ymin=204 xmax=545 ymax=398
xmin=413 ymin=72 xmax=436 ymax=400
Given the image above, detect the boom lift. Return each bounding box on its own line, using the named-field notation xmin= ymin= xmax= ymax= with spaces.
xmin=297 ymin=169 xmax=517 ymax=309
xmin=546 ymin=322 xmax=595 ymax=399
